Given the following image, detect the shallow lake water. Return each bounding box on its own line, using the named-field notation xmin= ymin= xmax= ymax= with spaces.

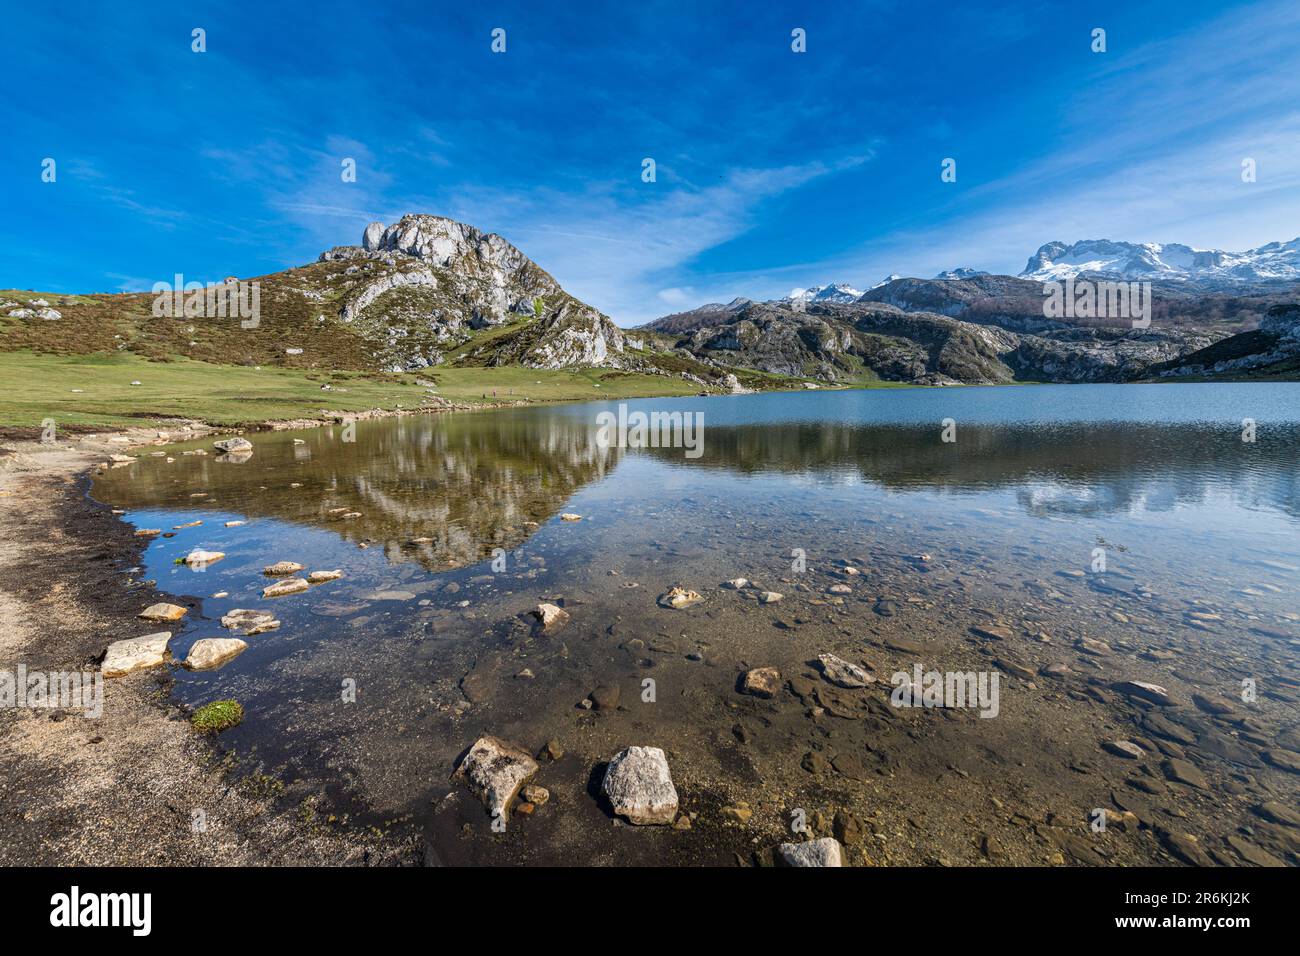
xmin=92 ymin=383 xmax=1300 ymax=866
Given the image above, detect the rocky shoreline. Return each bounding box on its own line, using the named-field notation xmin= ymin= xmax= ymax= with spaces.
xmin=0 ymin=433 xmax=418 ymax=865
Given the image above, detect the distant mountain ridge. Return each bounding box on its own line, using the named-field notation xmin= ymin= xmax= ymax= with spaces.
xmin=1019 ymin=237 xmax=1300 ymax=284
xmin=5 ymin=218 xmax=1297 ymax=394
xmin=638 ymin=232 xmax=1300 ymax=386
xmin=784 ymin=283 xmax=864 ymax=305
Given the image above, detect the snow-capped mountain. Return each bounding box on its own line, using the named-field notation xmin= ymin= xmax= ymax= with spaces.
xmin=1020 ymin=238 xmax=1300 ymax=284
xmin=784 ymin=282 xmax=864 ymax=304
xmin=934 ymin=267 xmax=989 ymax=281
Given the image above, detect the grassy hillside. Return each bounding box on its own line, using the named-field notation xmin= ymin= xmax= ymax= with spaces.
xmin=0 ymin=264 xmax=889 ymax=433
xmin=0 ymin=350 xmax=716 ymax=430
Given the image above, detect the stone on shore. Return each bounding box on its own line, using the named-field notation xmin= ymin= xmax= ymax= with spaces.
xmin=185 ymin=637 xmax=248 ymax=670
xmin=263 ymin=561 xmax=305 ymax=576
xmin=534 ymin=602 xmax=570 ymax=633
xmin=816 ymin=653 xmax=873 ymax=688
xmin=759 ymin=591 xmax=783 ymax=604
xmin=263 ymin=578 xmax=309 ymax=598
xmin=602 ymin=746 xmax=679 ymax=825
xmin=139 ymin=602 xmax=187 ymax=622
xmin=102 ymin=632 xmax=172 ymax=677
xmin=741 ymin=667 xmax=782 ymax=699
xmin=220 ymin=608 xmax=280 ymax=635
xmin=777 ymin=837 xmax=844 ymax=867
xmin=722 ymin=578 xmax=749 ymax=589
xmin=455 ymin=736 xmax=539 ymax=819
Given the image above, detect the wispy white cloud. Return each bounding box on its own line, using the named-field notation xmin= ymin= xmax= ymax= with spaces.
xmin=736 ymin=0 xmax=1300 ymax=295
xmin=440 ymin=150 xmax=876 ymax=324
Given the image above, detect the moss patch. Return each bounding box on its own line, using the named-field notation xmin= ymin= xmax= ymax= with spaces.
xmin=191 ymin=700 xmax=244 ymax=733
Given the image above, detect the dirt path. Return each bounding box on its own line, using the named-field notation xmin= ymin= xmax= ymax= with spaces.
xmin=0 ymin=430 xmax=417 ymax=866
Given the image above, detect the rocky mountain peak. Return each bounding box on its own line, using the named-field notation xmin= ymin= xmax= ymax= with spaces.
xmin=358 ymin=214 xmax=551 ymax=291
xmin=312 ymin=214 xmax=627 ymax=372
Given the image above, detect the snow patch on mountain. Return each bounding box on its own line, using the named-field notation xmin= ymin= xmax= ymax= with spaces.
xmin=1020 ymin=238 xmax=1300 ymax=283
xmin=934 ymin=267 xmax=989 ymax=281
xmin=785 ymin=283 xmax=864 ymax=305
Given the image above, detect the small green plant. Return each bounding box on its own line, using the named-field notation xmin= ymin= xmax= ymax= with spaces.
xmin=532 ymin=296 xmax=545 ymax=318
xmin=192 ymin=699 xmax=244 ymax=732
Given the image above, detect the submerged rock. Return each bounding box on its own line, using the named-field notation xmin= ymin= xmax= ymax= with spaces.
xmin=816 ymin=653 xmax=873 ymax=688
xmin=522 ymin=784 xmax=550 ymax=806
xmin=185 ymin=637 xmax=248 ymax=670
xmin=602 ymin=746 xmax=679 ymax=825
xmin=455 ymin=736 xmax=539 ymax=820
xmin=590 ymin=684 xmax=620 ymax=710
xmin=1263 ymin=750 xmax=1300 ymax=774
xmin=659 ymin=587 xmax=703 ymax=609
xmin=102 ymin=632 xmax=172 ymax=677
xmin=1103 ymin=740 xmax=1146 ymax=760
xmin=1114 ymin=680 xmax=1176 ymax=706
xmin=1077 ymin=637 xmax=1112 ymax=656
xmin=263 ymin=578 xmax=310 ymax=598
xmin=138 ymin=603 xmax=187 ymax=622
xmin=220 ymin=608 xmax=280 ymax=635
xmin=1162 ymin=758 xmax=1209 ymax=789
xmin=534 ymin=602 xmax=570 ymax=633
xmin=1159 ymin=829 xmax=1212 ymax=866
xmin=1191 ymin=692 xmax=1237 ymax=716
xmin=777 ymin=838 xmax=844 ymax=867
xmin=741 ymin=667 xmax=782 ymax=699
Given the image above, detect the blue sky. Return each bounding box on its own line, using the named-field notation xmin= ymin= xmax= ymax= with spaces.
xmin=5 ymin=0 xmax=1299 ymax=324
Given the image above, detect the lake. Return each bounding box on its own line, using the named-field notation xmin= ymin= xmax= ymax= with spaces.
xmin=91 ymin=383 xmax=1300 ymax=866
